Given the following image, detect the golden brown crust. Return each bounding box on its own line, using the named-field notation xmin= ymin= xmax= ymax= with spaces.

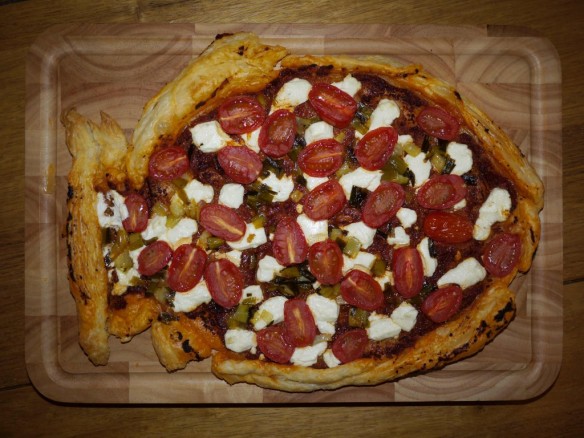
xmin=63 ymin=109 xmax=129 ymax=365
xmin=151 ymin=315 xmax=224 ymax=371
xmin=108 ymin=293 xmax=161 ymax=342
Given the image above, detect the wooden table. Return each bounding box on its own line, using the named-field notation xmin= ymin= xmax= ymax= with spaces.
xmin=2 ymin=0 xmax=583 ymax=435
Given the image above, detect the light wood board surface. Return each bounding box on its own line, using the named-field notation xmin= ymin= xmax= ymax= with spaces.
xmin=2 ymin=0 xmax=584 ymax=435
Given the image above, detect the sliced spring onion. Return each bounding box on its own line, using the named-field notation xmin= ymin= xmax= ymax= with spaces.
xmin=207 ymin=237 xmax=225 ymax=250
xmin=348 ymin=186 xmax=369 ymax=208
xmin=342 ymin=237 xmax=362 ymax=258
xmin=197 ymin=230 xmax=212 ymax=250
xmin=278 ymin=266 xmax=301 ymax=278
xmin=152 ymin=201 xmax=170 ymax=217
xmin=166 ymin=214 xmax=181 ymax=229
xmin=348 ymin=307 xmax=369 ymax=328
xmin=371 ymin=258 xmax=387 ymax=277
xmin=113 ymin=250 xmax=133 ymax=271
xmin=227 ymin=304 xmax=250 ymax=329
xmin=183 ymin=201 xmax=200 ymax=220
xmin=335 ymin=161 xmax=352 ymax=178
xmin=170 ymin=194 xmax=185 ymax=218
xmin=109 ymin=229 xmax=129 ymax=260
xmin=403 ymin=142 xmax=422 ymax=157
xmin=251 ymin=214 xmax=266 ymax=229
xmin=128 ymin=233 xmax=144 ymax=251
xmin=290 ymin=189 xmax=304 ymax=203
xmin=319 ymin=283 xmax=341 ymax=299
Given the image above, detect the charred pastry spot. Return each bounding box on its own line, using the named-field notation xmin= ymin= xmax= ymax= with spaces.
xmin=195 ymin=100 xmax=206 ymax=109
xmin=67 ymin=185 xmax=74 ymax=199
xmin=317 ymin=65 xmax=334 ymax=76
xmin=484 ymin=127 xmax=490 ymax=134
xmin=80 ymin=290 xmax=89 ymax=305
xmin=109 ymin=294 xmax=127 ymax=310
xmin=454 ymin=91 xmax=462 ymax=100
xmin=182 ymin=339 xmax=193 ymax=353
xmin=452 ymin=343 xmax=469 ymax=357
xmin=530 ymin=228 xmax=536 ymax=243
xmin=237 ymin=45 xmax=245 ymax=55
xmin=158 ymin=312 xmax=178 ymax=324
xmin=170 ymin=330 xmax=182 ymax=342
xmin=494 ymin=300 xmax=514 ymax=322
xmin=476 ymin=320 xmax=488 ymax=335
xmin=215 ymin=33 xmax=233 ymax=40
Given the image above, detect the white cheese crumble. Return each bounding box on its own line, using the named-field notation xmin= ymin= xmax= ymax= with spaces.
xmin=190 ymin=120 xmax=233 ymax=153
xmin=387 ymin=226 xmax=410 ymax=247
xmin=331 ymin=74 xmax=362 ymax=97
xmin=437 ymin=257 xmax=487 ymax=289
xmin=342 ymin=221 xmax=377 ymax=249
xmin=218 ymin=183 xmax=245 ymax=209
xmin=96 ymin=191 xmax=128 ymax=229
xmin=296 ymin=214 xmax=328 ymax=246
xmin=225 ymin=329 xmax=257 ymax=353
xmin=446 ymin=142 xmax=473 ymax=175
xmin=338 ymin=167 xmax=383 ymax=199
xmin=241 ymin=127 xmax=261 ymax=153
xmin=453 ymin=198 xmax=467 ymax=210
xmin=256 ymin=255 xmax=285 ymax=282
xmin=290 ymin=341 xmax=327 ymax=367
xmin=396 ymin=207 xmax=417 ymax=229
xmin=390 ymin=302 xmax=418 ymax=332
xmin=273 ymin=78 xmax=312 ymax=110
xmin=376 ymin=270 xmax=394 ymax=289
xmin=260 ymin=171 xmax=294 ymax=202
xmin=173 ymin=281 xmax=212 ymax=313
xmin=404 ymin=152 xmax=431 ymax=187
xmin=323 ymin=349 xmax=341 ymax=368
xmin=304 ymin=121 xmax=334 ymax=145
xmin=369 ymin=99 xmax=401 ymax=131
xmin=367 ymin=312 xmax=401 ymax=341
xmin=473 ymin=188 xmax=512 ymax=241
xmin=112 ymin=267 xmax=140 ymax=295
xmin=228 ymin=223 xmax=268 ymax=251
xmin=303 ymin=174 xmax=329 ymax=191
xmin=417 ymin=237 xmax=437 ymax=277
xmin=140 ymin=214 xmax=167 ymax=241
xmin=397 ymin=134 xmax=415 ymax=147
xmin=184 ymin=179 xmax=214 ymax=204
xmin=164 ymin=217 xmax=198 ymax=249
xmin=240 ymin=285 xmax=264 ymax=305
xmin=306 ymin=294 xmax=339 ymax=335
xmin=342 ymin=252 xmax=377 ymax=275
xmin=252 ymin=296 xmax=288 ymax=331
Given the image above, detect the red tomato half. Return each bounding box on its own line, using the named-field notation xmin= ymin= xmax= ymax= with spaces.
xmin=392 ymin=247 xmax=424 ymax=298
xmin=421 ymin=285 xmax=463 ymax=323
xmin=199 ymin=204 xmax=246 ymax=242
xmin=308 ymin=83 xmax=357 ymax=128
xmin=137 ymin=240 xmax=172 ymax=276
xmin=355 ymin=127 xmax=398 ymax=170
xmin=217 ymin=146 xmax=263 ymax=184
xmin=331 ymin=329 xmax=368 ymax=364
xmin=217 ymin=95 xmax=265 ymax=134
xmin=423 ymin=211 xmax=473 ymax=243
xmin=167 ymin=245 xmax=207 ymax=292
xmin=482 ymin=233 xmax=522 ymax=277
xmin=272 ymin=217 xmax=308 ymax=266
xmin=416 ymin=174 xmax=467 ymax=210
xmin=148 ymin=146 xmax=189 ymax=181
xmin=204 ymin=259 xmax=243 ymax=308
xmin=416 ymin=106 xmax=460 ymax=140
xmin=258 ymin=109 xmax=297 ymax=158
xmin=307 ymin=240 xmax=344 ymax=285
xmin=123 ymin=193 xmax=149 ymax=233
xmin=298 ymin=138 xmax=345 ymax=177
xmin=303 ymin=180 xmax=346 ymax=221
xmin=284 ymin=299 xmax=317 ymax=347
xmin=256 ymin=325 xmax=294 ymax=364
xmin=362 ymin=182 xmax=405 ymax=228
xmin=341 ymin=270 xmax=384 ymax=311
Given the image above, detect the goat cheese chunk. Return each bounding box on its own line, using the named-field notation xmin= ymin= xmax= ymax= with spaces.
xmin=184 ymin=179 xmax=214 ymax=203
xmin=404 ymin=152 xmax=431 ymax=187
xmin=273 ymin=78 xmax=312 ymax=110
xmin=473 ymin=188 xmax=512 ymax=241
xmin=261 ymin=172 xmax=294 ymax=202
xmin=96 ymin=191 xmax=128 ymax=229
xmin=256 ymin=255 xmax=285 ymax=282
xmin=225 ymin=329 xmax=257 ymax=353
xmin=417 ymin=237 xmax=437 ymax=277
xmin=446 ymin=142 xmax=473 ymax=175
xmin=331 ymin=74 xmax=362 ymax=97
xmin=342 ymin=221 xmax=376 ymax=249
xmin=390 ymin=302 xmax=418 ymax=332
xmin=173 ymin=281 xmax=212 ymax=313
xmin=338 ymin=167 xmax=383 ymax=199
xmin=290 ymin=342 xmax=327 ymax=367
xmin=304 ymin=121 xmax=334 ymax=145
xmin=252 ymin=296 xmax=287 ymax=331
xmin=218 ymin=183 xmax=245 ymax=209
xmin=368 ymin=99 xmax=401 ymax=130
xmin=228 ymin=223 xmax=268 ymax=251
xmin=367 ymin=312 xmax=401 ymax=341
xmin=190 ymin=120 xmax=232 ymax=153
xmin=437 ymin=257 xmax=487 ymax=289
xmin=296 ymin=214 xmax=328 ymax=246
xmin=306 ymin=294 xmax=340 ymax=335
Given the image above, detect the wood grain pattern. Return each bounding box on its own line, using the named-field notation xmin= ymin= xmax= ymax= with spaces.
xmin=24 ymin=24 xmax=562 ymax=403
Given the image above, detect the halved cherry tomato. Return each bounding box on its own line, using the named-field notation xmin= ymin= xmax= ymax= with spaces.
xmin=362 ymin=182 xmax=405 ymax=228
xmin=416 ymin=106 xmax=460 ymax=140
xmin=272 ymin=217 xmax=308 ymax=266
xmin=199 ymin=204 xmax=246 ymax=242
xmin=298 ymin=138 xmax=345 ymax=177
xmin=482 ymin=233 xmax=522 ymax=277
xmin=137 ymin=240 xmax=172 ymax=276
xmin=167 ymin=245 xmax=207 ymax=292
xmin=308 ymin=83 xmax=357 ymax=129
xmin=258 ymin=109 xmax=297 ymax=158
xmin=148 ymin=146 xmax=189 ymax=181
xmin=355 ymin=127 xmax=398 ymax=170
xmin=341 ymin=270 xmax=384 ymax=311
xmin=204 ymin=259 xmax=243 ymax=308
xmin=331 ymin=329 xmax=368 ymax=364
xmin=217 ymin=95 xmax=265 ymax=134
xmin=307 ymin=239 xmax=344 ymax=285
xmin=217 ymin=146 xmax=263 ymax=184
xmin=416 ymin=174 xmax=467 ymax=210
xmin=421 ymin=285 xmax=463 ymax=323
xmin=284 ymin=299 xmax=317 ymax=347
xmin=423 ymin=211 xmax=473 ymax=243
xmin=303 ymin=179 xmax=346 ymax=221
xmin=392 ymin=247 xmax=424 ymax=298
xmin=123 ymin=193 xmax=149 ymax=233
xmin=256 ymin=325 xmax=294 ymax=364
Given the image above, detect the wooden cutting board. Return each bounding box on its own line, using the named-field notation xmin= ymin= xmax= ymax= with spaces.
xmin=24 ymin=24 xmax=562 ymax=403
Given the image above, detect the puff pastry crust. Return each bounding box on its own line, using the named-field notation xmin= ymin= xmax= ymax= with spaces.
xmin=64 ymin=32 xmax=543 ymax=391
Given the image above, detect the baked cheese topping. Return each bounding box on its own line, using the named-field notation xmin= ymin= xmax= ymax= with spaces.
xmin=98 ymin=69 xmax=519 ymax=369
